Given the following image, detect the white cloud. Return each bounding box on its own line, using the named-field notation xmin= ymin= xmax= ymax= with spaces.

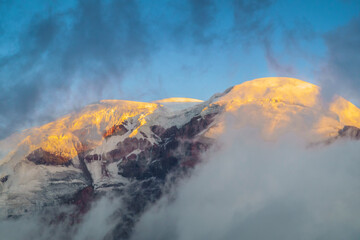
xmin=0 ymin=195 xmax=121 ymax=240
xmin=131 ymin=127 xmax=360 ymax=240
xmin=1 ymin=114 xmax=360 ymax=240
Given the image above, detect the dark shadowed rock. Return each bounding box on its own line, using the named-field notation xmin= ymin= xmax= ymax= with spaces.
xmin=0 ymin=175 xmax=9 ymax=183
xmin=69 ymin=186 xmax=95 ymax=214
xmin=26 ymin=148 xmax=71 ymax=166
xmin=338 ymin=125 xmax=360 ymax=140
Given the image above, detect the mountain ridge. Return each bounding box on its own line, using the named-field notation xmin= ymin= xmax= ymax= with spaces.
xmin=0 ymin=77 xmax=359 ymax=239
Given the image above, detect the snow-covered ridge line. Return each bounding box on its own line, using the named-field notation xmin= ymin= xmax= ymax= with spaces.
xmin=0 ymin=77 xmax=360 ymax=226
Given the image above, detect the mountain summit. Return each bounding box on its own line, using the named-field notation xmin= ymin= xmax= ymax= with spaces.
xmin=0 ymin=77 xmax=359 ymax=238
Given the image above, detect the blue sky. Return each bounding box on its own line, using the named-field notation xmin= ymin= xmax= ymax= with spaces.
xmin=0 ymin=0 xmax=359 ymax=138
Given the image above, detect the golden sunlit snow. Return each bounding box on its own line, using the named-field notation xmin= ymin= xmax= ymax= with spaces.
xmin=1 ymin=77 xmax=359 ymax=165
xmin=153 ymin=97 xmax=204 ymax=103
xmin=206 ymin=77 xmax=360 ymax=139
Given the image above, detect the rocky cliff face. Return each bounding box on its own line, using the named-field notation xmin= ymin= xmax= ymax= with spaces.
xmin=0 ymin=77 xmax=360 ymax=239
xmin=338 ymin=125 xmax=360 ymax=140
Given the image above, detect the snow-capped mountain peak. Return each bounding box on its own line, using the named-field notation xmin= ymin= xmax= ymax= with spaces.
xmin=0 ymin=77 xmax=359 ymax=238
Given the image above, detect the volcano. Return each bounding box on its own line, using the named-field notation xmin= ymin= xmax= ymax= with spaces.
xmin=0 ymin=77 xmax=359 ymax=239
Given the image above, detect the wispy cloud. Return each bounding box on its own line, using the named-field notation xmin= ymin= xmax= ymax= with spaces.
xmin=0 ymin=0 xmax=358 ymax=139
xmin=0 ymin=0 xmax=152 ymax=139
xmin=0 ymin=195 xmax=121 ymax=240
xmin=319 ymin=15 xmax=360 ymax=104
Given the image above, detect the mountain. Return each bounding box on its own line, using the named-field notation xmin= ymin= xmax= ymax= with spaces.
xmin=0 ymin=77 xmax=359 ymax=238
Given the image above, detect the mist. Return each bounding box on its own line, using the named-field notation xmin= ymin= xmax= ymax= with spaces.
xmin=0 ymin=195 xmax=121 ymax=240
xmin=0 ymin=115 xmax=360 ymax=239
xmin=130 ymin=128 xmax=360 ymax=240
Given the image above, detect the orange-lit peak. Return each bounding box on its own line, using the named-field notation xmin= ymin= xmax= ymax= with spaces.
xmin=2 ymin=77 xmax=360 ymax=166
xmin=330 ymin=96 xmax=360 ymax=128
xmin=99 ymin=99 xmax=152 ymax=105
xmin=214 ymin=77 xmax=320 ymax=110
xmin=153 ymin=98 xmax=204 ymax=103
xmin=206 ymin=77 xmax=357 ymax=139
xmin=14 ymin=100 xmax=159 ymax=161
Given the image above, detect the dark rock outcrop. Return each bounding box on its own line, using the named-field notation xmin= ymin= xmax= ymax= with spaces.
xmin=103 ymin=124 xmax=128 ymax=139
xmin=115 ymin=113 xmax=217 ymax=181
xmin=0 ymin=175 xmax=9 ymax=183
xmin=26 ymin=148 xmax=71 ymax=166
xmin=338 ymin=125 xmax=360 ymax=140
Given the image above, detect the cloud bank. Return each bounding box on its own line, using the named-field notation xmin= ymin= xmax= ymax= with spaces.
xmin=131 ymin=127 xmax=360 ymax=240
xmin=0 ymin=111 xmax=360 ymax=240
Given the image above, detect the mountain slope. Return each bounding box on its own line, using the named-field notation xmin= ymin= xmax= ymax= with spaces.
xmin=0 ymin=77 xmax=359 ymax=238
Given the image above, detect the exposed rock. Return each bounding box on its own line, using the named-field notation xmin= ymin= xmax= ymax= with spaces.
xmin=68 ymin=186 xmax=95 ymax=214
xmin=26 ymin=148 xmax=71 ymax=166
xmin=323 ymin=125 xmax=360 ymax=145
xmin=114 ymin=113 xmax=216 ymax=182
xmin=107 ymin=178 xmax=164 ymax=240
xmin=103 ymin=124 xmax=128 ymax=139
xmin=0 ymin=175 xmax=8 ymax=183
xmin=338 ymin=125 xmax=360 ymax=140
